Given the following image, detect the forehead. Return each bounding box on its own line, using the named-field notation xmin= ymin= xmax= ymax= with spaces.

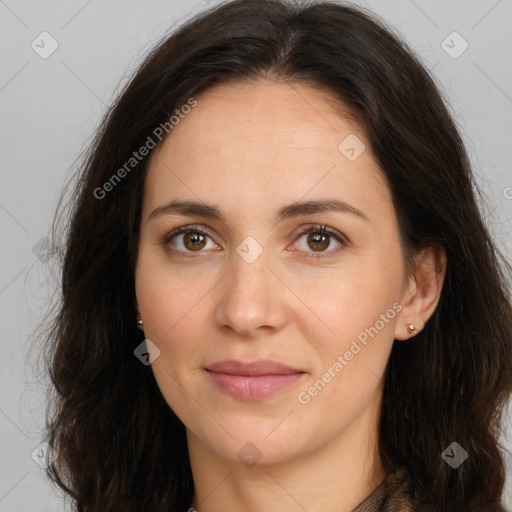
xmin=143 ymin=79 xmax=391 ymax=223
xmin=165 ymin=79 xmax=361 ymax=151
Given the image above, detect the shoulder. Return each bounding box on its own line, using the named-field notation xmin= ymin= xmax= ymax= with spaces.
xmin=380 ymin=466 xmax=510 ymax=512
xmin=380 ymin=466 xmax=419 ymax=512
xmin=352 ymin=466 xmax=417 ymax=512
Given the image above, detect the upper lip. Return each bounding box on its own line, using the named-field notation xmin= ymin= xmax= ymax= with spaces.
xmin=205 ymin=359 xmax=304 ymax=376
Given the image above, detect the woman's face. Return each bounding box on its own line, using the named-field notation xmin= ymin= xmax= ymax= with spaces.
xmin=135 ymin=79 xmax=412 ymax=466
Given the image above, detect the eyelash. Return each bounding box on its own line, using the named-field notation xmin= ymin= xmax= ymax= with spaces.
xmin=163 ymin=223 xmax=347 ymax=259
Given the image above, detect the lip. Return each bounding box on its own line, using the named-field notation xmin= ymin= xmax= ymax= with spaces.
xmin=206 ymin=359 xmax=304 ymax=375
xmin=205 ymin=359 xmax=307 ymax=400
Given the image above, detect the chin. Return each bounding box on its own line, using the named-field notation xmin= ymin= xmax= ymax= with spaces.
xmin=195 ymin=415 xmax=311 ymax=467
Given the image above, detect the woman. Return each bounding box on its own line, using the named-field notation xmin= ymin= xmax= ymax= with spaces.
xmin=41 ymin=0 xmax=512 ymax=510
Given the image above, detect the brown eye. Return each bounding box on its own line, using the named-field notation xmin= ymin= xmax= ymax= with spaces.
xmin=182 ymin=231 xmax=207 ymax=251
xmin=165 ymin=226 xmax=219 ymax=255
xmin=306 ymin=232 xmax=330 ymax=252
xmin=293 ymin=224 xmax=346 ymax=257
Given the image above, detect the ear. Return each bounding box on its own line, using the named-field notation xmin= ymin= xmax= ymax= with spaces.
xmin=394 ymin=246 xmax=447 ymax=340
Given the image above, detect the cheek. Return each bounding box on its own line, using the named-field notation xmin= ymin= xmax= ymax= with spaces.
xmin=297 ymin=256 xmax=403 ymax=346
xmin=294 ymin=254 xmax=402 ymax=403
xmin=135 ymin=257 xmax=212 ymax=420
xmin=295 ymin=279 xmax=399 ymax=426
xmin=135 ymin=247 xmax=214 ymax=338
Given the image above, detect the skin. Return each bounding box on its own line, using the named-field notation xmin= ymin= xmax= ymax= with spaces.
xmin=134 ymin=79 xmax=446 ymax=512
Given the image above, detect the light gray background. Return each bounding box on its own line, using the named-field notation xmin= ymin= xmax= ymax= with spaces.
xmin=1 ymin=0 xmax=511 ymax=510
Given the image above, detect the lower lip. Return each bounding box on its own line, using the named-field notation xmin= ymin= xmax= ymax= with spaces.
xmin=206 ymin=370 xmax=306 ymax=400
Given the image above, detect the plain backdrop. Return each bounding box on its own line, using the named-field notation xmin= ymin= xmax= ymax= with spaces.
xmin=0 ymin=0 xmax=511 ymax=510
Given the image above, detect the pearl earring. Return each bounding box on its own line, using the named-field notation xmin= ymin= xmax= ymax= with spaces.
xmin=136 ymin=312 xmax=144 ymax=331
xmin=407 ymin=324 xmax=416 ymax=333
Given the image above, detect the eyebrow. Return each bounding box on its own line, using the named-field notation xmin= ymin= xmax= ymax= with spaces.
xmin=146 ymin=198 xmax=369 ymax=224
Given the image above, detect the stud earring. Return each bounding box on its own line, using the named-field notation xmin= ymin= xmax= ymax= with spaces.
xmin=407 ymin=324 xmax=416 ymax=333
xmin=136 ymin=312 xmax=144 ymax=331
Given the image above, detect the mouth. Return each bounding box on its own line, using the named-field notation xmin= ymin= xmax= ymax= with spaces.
xmin=204 ymin=359 xmax=307 ymax=400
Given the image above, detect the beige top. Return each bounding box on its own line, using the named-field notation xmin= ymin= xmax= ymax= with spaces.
xmin=351 ymin=467 xmax=417 ymax=512
xmin=352 ymin=466 xmax=508 ymax=512
xmin=186 ymin=466 xmax=508 ymax=511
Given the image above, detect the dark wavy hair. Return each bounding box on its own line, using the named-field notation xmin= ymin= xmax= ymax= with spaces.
xmin=39 ymin=0 xmax=512 ymax=510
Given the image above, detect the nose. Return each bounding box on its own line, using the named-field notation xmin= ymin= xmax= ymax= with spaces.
xmin=214 ymin=243 xmax=288 ymax=338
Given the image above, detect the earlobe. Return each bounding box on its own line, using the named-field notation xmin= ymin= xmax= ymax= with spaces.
xmin=394 ymin=246 xmax=447 ymax=341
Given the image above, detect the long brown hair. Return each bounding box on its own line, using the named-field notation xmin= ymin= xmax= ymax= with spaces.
xmin=40 ymin=1 xmax=512 ymax=510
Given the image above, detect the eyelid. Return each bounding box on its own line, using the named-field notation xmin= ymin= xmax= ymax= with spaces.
xmin=163 ymin=224 xmax=216 ymax=244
